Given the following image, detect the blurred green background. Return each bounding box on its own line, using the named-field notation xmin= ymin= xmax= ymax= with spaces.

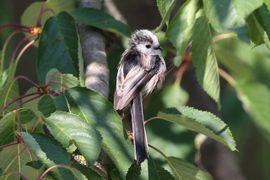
xmin=1 ymin=0 xmax=270 ymax=179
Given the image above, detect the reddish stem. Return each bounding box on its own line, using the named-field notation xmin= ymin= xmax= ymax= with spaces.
xmin=10 ymin=34 xmax=35 ymax=64
xmin=14 ymin=39 xmax=35 ymax=65
xmin=0 ymin=24 xmax=30 ymax=33
xmin=0 ymin=141 xmax=20 ymax=149
xmin=14 ymin=75 xmax=39 ymax=88
xmin=1 ymin=92 xmax=40 ymax=112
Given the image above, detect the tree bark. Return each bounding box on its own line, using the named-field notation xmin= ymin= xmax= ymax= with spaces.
xmin=78 ymin=0 xmax=109 ymax=97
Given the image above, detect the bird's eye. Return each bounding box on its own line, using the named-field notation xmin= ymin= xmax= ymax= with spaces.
xmin=145 ymin=44 xmax=151 ymax=49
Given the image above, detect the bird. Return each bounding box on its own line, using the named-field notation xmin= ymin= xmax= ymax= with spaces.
xmin=114 ymin=29 xmax=166 ymax=164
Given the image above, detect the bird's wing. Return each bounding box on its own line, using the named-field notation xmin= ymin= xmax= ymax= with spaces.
xmin=114 ymin=51 xmax=155 ymax=110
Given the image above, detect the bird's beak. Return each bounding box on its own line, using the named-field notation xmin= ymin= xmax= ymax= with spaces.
xmin=154 ymin=45 xmax=162 ymax=50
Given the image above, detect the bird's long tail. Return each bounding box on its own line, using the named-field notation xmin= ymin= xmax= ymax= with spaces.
xmin=131 ymin=93 xmax=149 ymax=164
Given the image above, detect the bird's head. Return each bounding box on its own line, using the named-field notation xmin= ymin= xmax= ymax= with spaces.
xmin=130 ymin=29 xmax=162 ymax=56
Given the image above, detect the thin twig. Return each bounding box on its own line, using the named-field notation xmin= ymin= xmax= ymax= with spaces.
xmin=218 ymin=68 xmax=236 ymax=86
xmin=144 ymin=116 xmax=159 ymax=125
xmin=0 ymin=140 xmax=20 ymax=149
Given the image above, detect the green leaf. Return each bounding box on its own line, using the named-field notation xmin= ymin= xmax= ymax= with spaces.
xmin=157 ymin=106 xmax=236 ymax=151
xmin=66 ymin=87 xmax=133 ymax=177
xmin=0 ymin=111 xmax=16 ymax=145
xmin=18 ymin=108 xmax=36 ymax=124
xmin=26 ymin=160 xmax=43 ymax=170
xmin=148 ymin=157 xmax=175 ymax=180
xmin=160 ymin=83 xmax=189 ymax=108
xmin=0 ymin=144 xmax=38 ymax=179
xmin=255 ymin=4 xmax=270 ymax=39
xmin=167 ymin=157 xmax=211 ymax=180
xmin=235 ymin=80 xmax=270 ymax=141
xmin=233 ymin=0 xmax=263 ymax=18
xmin=46 ymin=69 xmax=80 ymax=91
xmin=0 ymin=77 xmax=20 ymax=113
xmin=203 ymin=0 xmax=248 ymax=36
xmin=71 ymin=8 xmax=130 ymax=37
xmin=21 ymin=0 xmax=76 ymax=28
xmin=265 ymin=0 xmax=270 ymax=10
xmin=37 ymin=12 xmax=79 ymax=83
xmin=71 ymin=163 xmax=102 ymax=180
xmin=20 ymin=2 xmax=51 ymax=28
xmin=246 ymin=14 xmax=265 ymax=45
xmin=38 ymin=95 xmax=56 ymax=117
xmin=156 ymin=0 xmax=176 ymax=24
xmin=47 ymin=0 xmax=76 ymax=13
xmin=21 ymin=132 xmax=73 ymax=179
xmin=192 ymin=13 xmax=220 ymax=103
xmin=166 ymin=0 xmax=198 ymax=64
xmin=45 ymin=111 xmax=102 ymax=165
xmin=126 ymin=161 xmax=154 ymax=180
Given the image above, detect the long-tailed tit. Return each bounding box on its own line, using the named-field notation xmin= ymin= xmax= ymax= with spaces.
xmin=114 ymin=30 xmax=166 ymax=164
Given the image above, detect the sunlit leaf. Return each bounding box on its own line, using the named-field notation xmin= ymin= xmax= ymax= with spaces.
xmin=20 ymin=2 xmax=51 ymax=28
xmin=45 ymin=111 xmax=102 ymax=165
xmin=157 ymin=106 xmax=236 ymax=151
xmin=192 ymin=13 xmax=220 ymax=103
xmin=71 ymin=8 xmax=130 ymax=37
xmin=47 ymin=0 xmax=76 ymax=13
xmin=233 ymin=0 xmax=263 ymax=18
xmin=37 ymin=12 xmax=79 ymax=83
xmin=166 ymin=0 xmax=198 ymax=64
xmin=66 ymin=87 xmax=133 ymax=177
xmin=166 ymin=157 xmax=211 ymax=180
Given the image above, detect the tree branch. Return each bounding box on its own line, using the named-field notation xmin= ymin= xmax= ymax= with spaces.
xmin=78 ymin=0 xmax=109 ymax=97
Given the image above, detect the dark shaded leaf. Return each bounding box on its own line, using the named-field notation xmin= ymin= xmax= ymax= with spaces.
xmin=26 ymin=160 xmax=43 ymax=170
xmin=157 ymin=106 xmax=236 ymax=151
xmin=66 ymin=87 xmax=133 ymax=177
xmin=255 ymin=4 xmax=270 ymax=38
xmin=37 ymin=12 xmax=79 ymax=83
xmin=38 ymin=95 xmax=56 ymax=117
xmin=71 ymin=8 xmax=130 ymax=37
xmin=246 ymin=14 xmax=265 ymax=45
xmin=18 ymin=108 xmax=36 ymax=124
xmin=148 ymin=157 xmax=175 ymax=180
xmin=45 ymin=111 xmax=102 ymax=165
